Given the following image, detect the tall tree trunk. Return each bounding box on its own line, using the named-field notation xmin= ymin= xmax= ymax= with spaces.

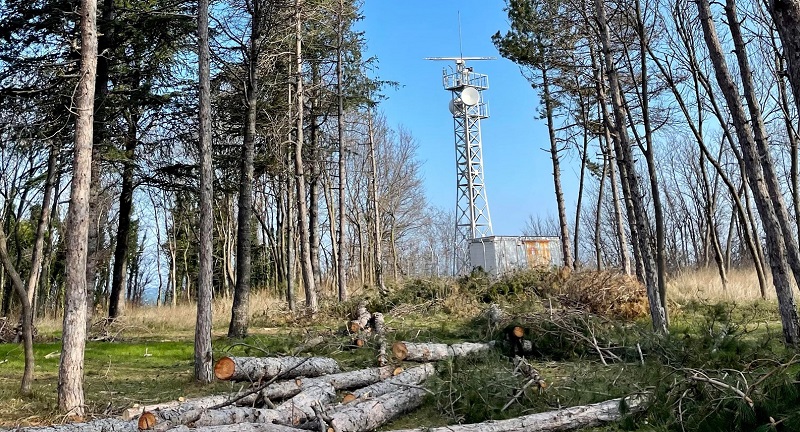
xmin=633 ymin=0 xmax=668 ymax=323
xmin=590 ymin=45 xmax=631 ymax=276
xmin=367 ymin=108 xmax=386 ymax=295
xmin=294 ymin=0 xmax=318 ymax=313
xmin=286 ymin=173 xmax=296 ymax=311
xmin=594 ymin=0 xmax=666 ymax=333
xmin=336 ymin=0 xmax=348 ymax=302
xmin=309 ymin=71 xmax=322 ymax=290
xmin=697 ymin=0 xmax=800 ymax=344
xmin=28 ymin=141 xmax=59 ymax=315
xmin=195 ymin=0 xmax=214 ymax=382
xmin=542 ymin=68 xmax=573 ymax=270
xmin=574 ymin=102 xmax=589 ymax=269
xmin=108 ymin=113 xmax=137 ymax=320
xmin=229 ymin=5 xmax=260 ymax=339
xmin=59 ymin=0 xmax=98 ymax=415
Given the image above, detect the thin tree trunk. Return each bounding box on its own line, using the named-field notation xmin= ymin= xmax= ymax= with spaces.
xmin=574 ymin=103 xmax=589 ymax=269
xmin=294 ymin=0 xmax=317 ymax=313
xmin=367 ymin=108 xmax=386 ymax=295
xmin=108 ymin=115 xmax=137 ymax=320
xmin=591 ymin=46 xmax=631 ymax=276
xmin=28 ymin=141 xmax=59 ymax=314
xmin=59 ymin=0 xmax=98 ymax=415
xmin=633 ymin=0 xmax=668 ymax=323
xmin=286 ymin=173 xmax=296 ymax=311
xmin=229 ymin=5 xmax=260 ymax=338
xmin=336 ymin=0 xmax=348 ymax=302
xmin=542 ymin=68 xmax=573 ymax=270
xmin=195 ymin=0 xmax=214 ymax=382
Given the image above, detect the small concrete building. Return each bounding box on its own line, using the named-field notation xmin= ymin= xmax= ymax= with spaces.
xmin=469 ymin=236 xmax=563 ymax=276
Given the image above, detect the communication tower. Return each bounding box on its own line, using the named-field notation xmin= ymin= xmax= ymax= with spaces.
xmin=426 ymin=57 xmax=495 ymax=275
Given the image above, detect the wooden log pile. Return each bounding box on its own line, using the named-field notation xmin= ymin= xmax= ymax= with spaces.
xmin=11 ymin=340 xmax=646 ymax=432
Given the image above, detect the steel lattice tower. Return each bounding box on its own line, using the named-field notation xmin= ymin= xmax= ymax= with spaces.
xmin=427 ymin=57 xmax=494 ymax=275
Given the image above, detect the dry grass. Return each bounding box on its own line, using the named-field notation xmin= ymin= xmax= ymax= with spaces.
xmin=668 ymin=266 xmax=800 ymax=303
xmin=34 ymin=290 xmax=293 ymax=339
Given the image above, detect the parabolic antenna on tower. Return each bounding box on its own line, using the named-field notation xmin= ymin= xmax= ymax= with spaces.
xmin=460 ymin=87 xmax=480 ymax=105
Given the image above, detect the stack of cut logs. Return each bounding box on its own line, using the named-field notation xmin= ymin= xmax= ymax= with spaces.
xmin=14 ymin=338 xmax=646 ymax=432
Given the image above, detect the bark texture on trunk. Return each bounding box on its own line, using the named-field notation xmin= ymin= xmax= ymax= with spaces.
xmin=140 ymin=383 xmax=335 ymax=431
xmin=293 ymin=0 xmax=318 ymax=313
xmin=335 ymin=0 xmax=347 ymax=302
xmin=214 ymin=356 xmax=340 ymax=382
xmin=58 ymin=0 xmax=98 ymax=417
xmin=195 ymin=0 xmax=214 ymax=382
xmin=108 ymin=130 xmax=136 ymax=319
xmin=166 ymin=425 xmax=305 ymax=432
xmin=15 ymin=418 xmax=137 ymax=432
xmin=243 ymin=366 xmax=395 ymax=405
xmin=328 ymin=388 xmax=428 ymax=432
xmin=542 ymin=70 xmax=573 ymax=269
xmin=391 ymin=341 xmax=494 ymax=362
xmin=342 ymin=363 xmax=434 ymax=403
xmin=385 ymin=394 xmax=647 ymax=432
xmin=373 ymin=312 xmax=388 ymax=366
xmin=229 ymin=5 xmax=260 ymax=338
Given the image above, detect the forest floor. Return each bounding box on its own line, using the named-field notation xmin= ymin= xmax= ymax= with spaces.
xmin=0 ymin=268 xmax=798 ymax=431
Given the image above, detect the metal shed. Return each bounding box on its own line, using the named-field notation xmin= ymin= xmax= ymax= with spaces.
xmin=469 ymin=236 xmax=563 ymax=276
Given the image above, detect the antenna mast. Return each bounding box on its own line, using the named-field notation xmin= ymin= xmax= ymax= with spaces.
xmin=426 ymin=56 xmax=495 ymax=275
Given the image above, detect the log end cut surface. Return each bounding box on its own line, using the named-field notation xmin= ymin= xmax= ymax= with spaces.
xmin=391 ymin=342 xmax=408 ymax=361
xmin=214 ymin=356 xmax=236 ymax=381
xmin=138 ymin=411 xmax=157 ymax=430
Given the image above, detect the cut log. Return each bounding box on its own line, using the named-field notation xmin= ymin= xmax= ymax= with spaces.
xmin=214 ymin=356 xmax=340 ymax=382
xmin=372 ymin=312 xmax=388 ymax=366
xmin=342 ymin=363 xmax=435 ymax=403
xmin=238 ymin=365 xmax=395 ymax=406
xmin=274 ymin=382 xmax=336 ymax=425
xmin=384 ymin=394 xmax=648 ymax=432
xmin=166 ymin=425 xmax=305 ymax=432
xmin=166 ymin=424 xmax=305 ymax=432
xmin=122 ymin=396 xmax=234 ymax=421
xmin=326 ymin=387 xmax=428 ymax=432
xmin=391 ymin=341 xmax=494 ymax=362
xmin=13 ymin=418 xmax=137 ymax=431
xmin=348 ymin=301 xmax=372 ymax=333
xmin=139 ymin=383 xmax=335 ymax=431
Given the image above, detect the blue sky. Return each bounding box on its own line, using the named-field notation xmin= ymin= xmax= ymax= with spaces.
xmin=358 ymin=0 xmax=581 ymax=235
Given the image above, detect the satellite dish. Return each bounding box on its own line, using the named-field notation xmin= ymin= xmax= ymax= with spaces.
xmin=460 ymin=87 xmax=480 ymax=106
